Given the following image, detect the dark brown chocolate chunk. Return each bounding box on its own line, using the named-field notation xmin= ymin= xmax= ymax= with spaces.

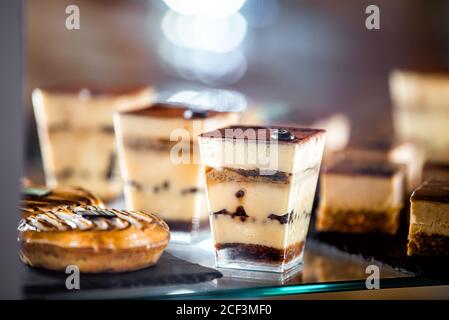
xmin=271 ymin=129 xmax=295 ymax=142
xmin=105 ymin=152 xmax=116 ymax=180
xmin=411 ymin=179 xmax=449 ymax=204
xmin=181 ymin=187 xmax=199 ymax=195
xmin=125 ymin=180 xmax=143 ymax=191
xmin=162 ymin=180 xmax=170 ymax=190
xmin=268 ymin=211 xmax=293 ymax=224
xmin=235 ymin=190 xmax=245 ymax=198
xmin=213 ymin=206 xmax=249 ymax=221
xmin=100 ymin=125 xmax=114 ymax=134
xmin=153 ymin=186 xmax=160 ymax=193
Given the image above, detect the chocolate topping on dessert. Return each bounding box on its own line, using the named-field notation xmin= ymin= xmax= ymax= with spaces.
xmin=213 ymin=206 xmax=249 ymax=221
xmin=325 ymin=160 xmax=401 ymax=177
xmin=200 ymin=125 xmax=325 ymax=144
xmin=235 ymin=190 xmax=245 ymax=198
xmin=411 ymin=179 xmax=449 ymax=203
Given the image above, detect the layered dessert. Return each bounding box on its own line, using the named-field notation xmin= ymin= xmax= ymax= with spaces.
xmin=407 ymin=179 xmax=449 ymax=256
xmin=390 ymin=70 xmax=449 ymax=162
xmin=316 ymin=160 xmax=405 ymax=234
xmin=340 ymin=140 xmax=424 ymax=192
xmin=114 ymin=103 xmax=239 ymax=242
xmin=18 ymin=205 xmax=169 ymax=272
xmin=32 ymin=86 xmax=153 ymax=202
xmin=199 ymin=125 xmax=326 ymax=272
xmin=21 ymin=184 xmax=103 ymax=217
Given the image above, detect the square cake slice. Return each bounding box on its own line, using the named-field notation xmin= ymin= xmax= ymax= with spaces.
xmin=408 ymin=179 xmax=449 ymax=256
xmin=339 ymin=139 xmax=424 ymax=192
xmin=114 ymin=103 xmax=239 ymax=243
xmin=199 ymin=126 xmax=326 ymax=272
xmin=316 ymin=160 xmax=405 ymax=234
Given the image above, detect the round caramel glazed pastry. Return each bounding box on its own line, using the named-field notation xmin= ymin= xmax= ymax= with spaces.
xmin=21 ymin=185 xmax=103 ymax=218
xmin=18 ymin=206 xmax=170 ymax=273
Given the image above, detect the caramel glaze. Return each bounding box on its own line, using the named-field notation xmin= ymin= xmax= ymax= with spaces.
xmin=19 ymin=206 xmax=170 ymax=250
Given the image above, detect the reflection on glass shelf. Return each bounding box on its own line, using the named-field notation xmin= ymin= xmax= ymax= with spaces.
xmin=167 ymin=238 xmax=411 ymax=290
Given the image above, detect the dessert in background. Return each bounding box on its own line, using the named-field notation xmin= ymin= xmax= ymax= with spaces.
xmin=241 ymin=103 xmax=350 ymax=161
xmin=199 ymin=125 xmax=326 ymax=272
xmin=18 ymin=205 xmax=169 ymax=272
xmin=390 ymin=70 xmax=449 ymax=163
xmin=21 ymin=184 xmax=103 ymax=217
xmin=316 ymin=159 xmax=405 ymax=234
xmin=32 ymin=85 xmax=154 ymax=202
xmin=422 ymin=162 xmax=449 ymax=182
xmin=114 ymin=102 xmax=239 ymax=243
xmin=407 ymin=179 xmax=449 ymax=256
xmin=339 ymin=140 xmax=424 ymax=192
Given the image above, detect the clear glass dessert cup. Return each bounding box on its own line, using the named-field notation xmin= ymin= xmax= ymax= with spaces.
xmin=32 ymin=86 xmax=152 ymax=202
xmin=199 ymin=126 xmax=326 ymax=273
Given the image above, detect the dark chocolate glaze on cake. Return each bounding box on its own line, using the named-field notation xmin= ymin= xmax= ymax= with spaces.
xmin=411 ymin=179 xmax=449 ymax=204
xmin=119 ymin=102 xmax=228 ymax=119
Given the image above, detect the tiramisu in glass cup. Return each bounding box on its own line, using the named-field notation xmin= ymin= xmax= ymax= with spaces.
xmin=32 ymin=86 xmax=153 ymax=202
xmin=199 ymin=126 xmax=326 ymax=272
xmin=114 ymin=102 xmax=240 ymax=243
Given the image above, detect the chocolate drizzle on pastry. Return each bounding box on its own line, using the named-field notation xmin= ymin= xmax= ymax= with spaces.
xmin=18 ymin=206 xmax=167 ymax=233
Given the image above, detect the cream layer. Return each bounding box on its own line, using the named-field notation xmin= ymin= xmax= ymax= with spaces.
xmin=211 ymin=214 xmax=309 ymax=249
xmin=410 ymin=200 xmax=449 ymax=236
xmin=320 ymin=173 xmax=404 ymax=212
xmin=199 ymin=132 xmax=325 ymax=174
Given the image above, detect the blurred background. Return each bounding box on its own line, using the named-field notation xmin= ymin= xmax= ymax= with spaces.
xmin=26 ymin=0 xmax=449 ymax=180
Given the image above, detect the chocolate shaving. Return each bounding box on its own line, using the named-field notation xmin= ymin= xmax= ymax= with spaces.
xmin=181 ymin=187 xmax=199 ymax=195
xmin=75 ymin=208 xmax=117 ymax=219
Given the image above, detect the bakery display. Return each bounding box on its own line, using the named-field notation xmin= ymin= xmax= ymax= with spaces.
xmin=32 ymin=85 xmax=154 ymax=202
xmin=18 ymin=205 xmax=170 ymax=273
xmin=199 ymin=125 xmax=326 ymax=272
xmin=316 ymin=160 xmax=405 ymax=234
xmin=407 ymin=179 xmax=449 ymax=256
xmin=114 ymin=102 xmax=239 ymax=242
xmin=390 ymin=70 xmax=449 ymax=163
xmin=21 ymin=184 xmax=103 ymax=217
xmin=340 ymin=140 xmax=424 ymax=192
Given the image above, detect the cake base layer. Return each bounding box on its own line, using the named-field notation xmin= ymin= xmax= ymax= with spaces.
xmin=407 ymin=231 xmax=449 ymax=256
xmin=215 ymin=242 xmax=304 ymax=273
xmin=316 ymin=208 xmax=401 ymax=235
xmin=19 ymin=242 xmax=165 ymax=273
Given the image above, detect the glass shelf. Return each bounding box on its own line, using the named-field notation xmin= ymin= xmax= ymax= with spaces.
xmin=23 ymin=237 xmax=445 ymax=299
xmin=20 ymin=197 xmax=447 ymax=299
